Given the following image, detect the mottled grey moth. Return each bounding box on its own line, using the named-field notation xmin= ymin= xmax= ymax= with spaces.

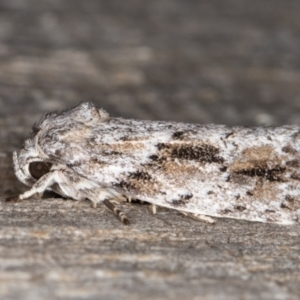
xmin=5 ymin=102 xmax=300 ymax=225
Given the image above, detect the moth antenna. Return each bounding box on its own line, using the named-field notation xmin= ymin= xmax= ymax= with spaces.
xmin=102 ymin=199 xmax=130 ymax=225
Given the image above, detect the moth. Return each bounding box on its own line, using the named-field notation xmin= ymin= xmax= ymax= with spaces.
xmin=5 ymin=102 xmax=300 ymax=225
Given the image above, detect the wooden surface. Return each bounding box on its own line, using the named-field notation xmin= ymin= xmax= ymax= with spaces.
xmin=1 ymin=0 xmax=300 ymax=299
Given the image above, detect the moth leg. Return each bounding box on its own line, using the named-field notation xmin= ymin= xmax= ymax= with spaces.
xmin=102 ymin=199 xmax=130 ymax=225
xmin=5 ymin=192 xmax=42 ymax=202
xmin=152 ymin=204 xmax=157 ymax=214
xmin=180 ymin=211 xmax=216 ymax=224
xmin=6 ymin=171 xmax=58 ymax=202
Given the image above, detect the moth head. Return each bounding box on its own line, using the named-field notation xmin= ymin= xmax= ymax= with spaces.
xmin=13 ymin=102 xmax=109 ymax=186
xmin=13 ymin=137 xmax=53 ymax=186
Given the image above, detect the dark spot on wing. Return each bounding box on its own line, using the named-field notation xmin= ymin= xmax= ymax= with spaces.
xmin=183 ymin=193 xmax=193 ymax=200
xmin=156 ymin=143 xmax=224 ymax=163
xmin=232 ymin=142 xmax=238 ymax=148
xmin=102 ymin=150 xmax=122 ymax=156
xmin=114 ymin=181 xmax=136 ymax=192
xmin=149 ymin=154 xmax=159 ymax=161
xmin=291 ymin=172 xmax=300 ymax=180
xmin=157 ymin=143 xmax=167 ymax=151
xmin=234 ymin=165 xmax=286 ymax=182
xmin=219 ymin=166 xmax=227 ymax=172
xmin=55 ymin=149 xmax=63 ymax=157
xmin=281 ymin=195 xmax=295 ymax=210
xmin=234 ymin=205 xmax=246 ymax=211
xmin=129 ymin=171 xmax=152 ymax=181
xmin=170 ymin=193 xmax=193 ymax=207
xmin=66 ymin=161 xmax=82 ymax=168
xmin=225 ymin=132 xmax=234 ymax=139
xmin=90 ymin=157 xmax=106 ymax=165
xmin=280 ymin=203 xmax=291 ymax=210
xmin=172 ymin=199 xmax=187 ymax=206
xmin=286 ymin=160 xmax=300 ymax=168
xmin=148 ymin=154 xmax=166 ymax=164
xmin=85 ymin=137 xmax=97 ymax=146
xmin=246 ymin=191 xmax=253 ymax=196
xmin=285 ymin=195 xmax=295 ymax=203
xmin=119 ymin=136 xmax=132 ymax=141
xmin=282 ymin=145 xmax=297 ymax=154
xmin=172 ymin=131 xmax=185 ymax=140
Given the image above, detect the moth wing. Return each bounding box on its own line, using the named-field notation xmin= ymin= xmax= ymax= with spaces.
xmin=38 ymin=115 xmax=299 ymax=225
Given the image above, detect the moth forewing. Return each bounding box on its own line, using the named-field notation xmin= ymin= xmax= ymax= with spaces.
xmin=5 ymin=102 xmax=300 ymax=225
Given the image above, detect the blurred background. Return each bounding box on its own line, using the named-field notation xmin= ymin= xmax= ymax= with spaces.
xmin=0 ymin=0 xmax=299 ymax=134
xmin=1 ymin=1 xmax=300 ymax=299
